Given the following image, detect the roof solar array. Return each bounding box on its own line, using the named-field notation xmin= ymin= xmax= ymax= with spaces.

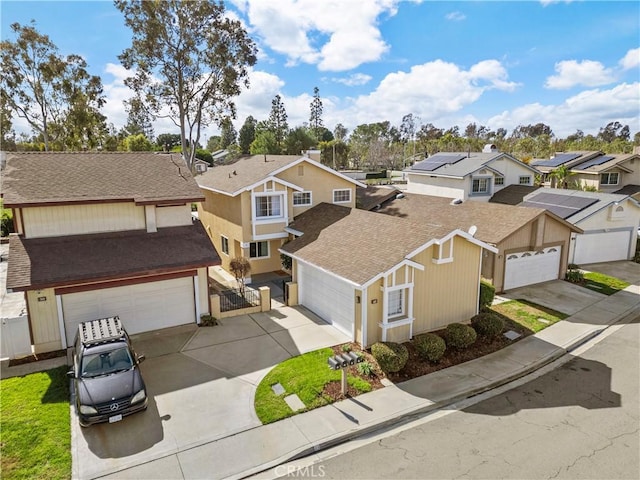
xmin=573 ymin=155 xmax=614 ymax=170
xmin=522 ymin=192 xmax=598 ymax=219
xmin=532 ymin=152 xmax=582 ymax=168
xmin=411 ymin=153 xmax=467 ymax=172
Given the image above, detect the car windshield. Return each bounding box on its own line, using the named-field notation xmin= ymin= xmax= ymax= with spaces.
xmin=80 ymin=346 xmax=133 ymax=378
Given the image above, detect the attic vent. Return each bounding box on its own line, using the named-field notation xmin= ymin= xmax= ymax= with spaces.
xmin=479 ymin=169 xmax=488 ymax=175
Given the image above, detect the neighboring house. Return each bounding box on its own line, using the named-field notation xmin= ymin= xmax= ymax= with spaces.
xmin=196 ymin=154 xmax=365 ymax=280
xmin=359 ymin=188 xmax=580 ymax=292
xmin=194 ymin=159 xmax=210 ymax=174
xmin=531 ymin=151 xmax=640 ymax=192
xmin=280 ymin=203 xmax=498 ymax=347
xmin=404 ymin=145 xmax=538 ymax=201
xmin=521 ymin=188 xmax=640 ymax=264
xmin=2 ymin=152 xmax=220 ymax=354
xmin=211 ymin=149 xmax=230 ymax=163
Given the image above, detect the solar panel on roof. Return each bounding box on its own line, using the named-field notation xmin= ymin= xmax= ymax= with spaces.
xmin=574 ymin=155 xmax=614 ymax=170
xmin=411 ymin=153 xmax=467 ymax=172
xmin=533 ymin=152 xmax=582 ymax=168
xmin=523 ymin=192 xmax=599 ymax=219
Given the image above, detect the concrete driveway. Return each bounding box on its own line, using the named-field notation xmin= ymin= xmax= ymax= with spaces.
xmin=71 ymin=305 xmax=349 ymax=479
xmin=581 ymin=260 xmax=640 ymax=285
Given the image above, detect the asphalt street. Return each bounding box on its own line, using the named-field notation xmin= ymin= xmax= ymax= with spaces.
xmin=285 ymin=317 xmax=640 ymax=479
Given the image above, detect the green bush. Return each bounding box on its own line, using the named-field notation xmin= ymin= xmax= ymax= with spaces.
xmin=357 ymin=361 xmax=374 ymax=376
xmin=199 ymin=314 xmax=218 ymax=326
xmin=370 ymin=342 xmax=408 ymax=373
xmin=565 ymin=264 xmax=584 ymax=283
xmin=471 ymin=312 xmax=505 ymax=338
xmin=445 ymin=323 xmax=477 ymax=350
xmin=414 ymin=333 xmax=446 ymax=363
xmin=479 ymin=280 xmax=495 ymax=309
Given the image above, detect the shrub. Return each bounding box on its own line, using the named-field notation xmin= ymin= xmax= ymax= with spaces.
xmin=479 ymin=280 xmax=495 ymax=309
xmin=414 ymin=333 xmax=446 ymax=363
xmin=370 ymin=342 xmax=409 ymax=373
xmin=199 ymin=314 xmax=218 ymax=326
xmin=471 ymin=312 xmax=505 ymax=338
xmin=445 ymin=323 xmax=477 ymax=350
xmin=565 ymin=264 xmax=584 ymax=283
xmin=341 ymin=344 xmax=352 ymax=353
xmin=357 ymin=361 xmax=374 ymax=376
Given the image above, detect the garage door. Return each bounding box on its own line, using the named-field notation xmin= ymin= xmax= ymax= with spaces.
xmin=573 ymin=230 xmax=631 ymax=264
xmin=62 ymin=276 xmax=195 ymax=345
xmin=504 ymin=246 xmax=561 ymax=290
xmin=298 ymin=262 xmax=354 ymax=337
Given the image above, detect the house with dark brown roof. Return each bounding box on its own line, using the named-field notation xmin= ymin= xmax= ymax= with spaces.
xmin=2 ymin=152 xmax=220 ymax=354
xmin=365 ymin=193 xmax=581 ymax=293
xmin=280 ymin=203 xmax=497 ymax=346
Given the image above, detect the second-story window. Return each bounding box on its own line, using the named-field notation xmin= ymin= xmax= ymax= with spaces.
xmin=519 ymin=176 xmax=532 ymax=185
xmin=255 ymin=195 xmax=282 ymax=218
xmin=333 ymin=189 xmax=351 ymax=203
xmin=293 ymin=191 xmax=312 ymax=206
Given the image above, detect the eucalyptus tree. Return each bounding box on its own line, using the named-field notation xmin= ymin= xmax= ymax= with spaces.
xmin=115 ymin=0 xmax=257 ymax=169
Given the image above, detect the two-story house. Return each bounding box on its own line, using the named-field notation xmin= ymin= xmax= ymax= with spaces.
xmin=196 ymin=154 xmax=365 ymax=280
xmin=2 ymin=152 xmax=220 ymax=354
xmin=405 ymin=145 xmax=538 ymax=201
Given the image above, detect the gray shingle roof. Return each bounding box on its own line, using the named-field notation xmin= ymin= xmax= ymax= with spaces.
xmin=1 ymin=152 xmax=204 ymax=206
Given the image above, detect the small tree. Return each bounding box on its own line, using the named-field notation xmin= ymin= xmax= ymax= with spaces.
xmin=229 ymin=256 xmax=251 ymax=296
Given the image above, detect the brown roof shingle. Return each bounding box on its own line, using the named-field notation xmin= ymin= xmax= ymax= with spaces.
xmin=6 ymin=221 xmax=220 ymax=291
xmin=356 ymin=185 xmax=401 ymax=210
xmin=1 ymin=152 xmax=204 ymax=206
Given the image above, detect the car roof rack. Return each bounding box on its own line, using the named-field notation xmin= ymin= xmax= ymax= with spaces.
xmin=79 ymin=316 xmax=125 ymax=345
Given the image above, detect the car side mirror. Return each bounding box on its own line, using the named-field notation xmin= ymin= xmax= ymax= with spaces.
xmin=66 ymin=369 xmax=75 ymax=378
xmin=137 ymin=354 xmax=146 ymax=364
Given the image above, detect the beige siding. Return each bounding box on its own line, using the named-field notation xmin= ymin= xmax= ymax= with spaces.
xmin=245 ymin=238 xmax=286 ymax=276
xmin=197 ymin=268 xmax=210 ymax=315
xmin=386 ymin=324 xmax=411 ymax=344
xmin=254 ymin=221 xmax=288 ymax=236
xmin=406 ymin=174 xmax=465 ymax=199
xmin=354 ymin=288 xmax=363 ymax=345
xmin=198 ymin=190 xmax=244 ymax=272
xmin=23 ymin=203 xmax=145 ymax=238
xmin=365 ymin=280 xmax=383 ymax=347
xmin=27 ymin=289 xmax=62 ymax=353
xmin=156 ymin=205 xmax=192 ymax=228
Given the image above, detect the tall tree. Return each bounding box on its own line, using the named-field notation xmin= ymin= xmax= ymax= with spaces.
xmin=285 ymin=126 xmax=315 ymax=155
xmin=219 ymin=117 xmax=237 ymax=148
xmin=115 ymin=0 xmax=257 ymax=170
xmin=268 ymin=94 xmax=288 ymax=151
xmin=0 ymin=94 xmax=15 ymax=151
xmin=238 ymin=115 xmax=257 ymax=154
xmin=123 ymin=96 xmax=154 ymax=140
xmin=598 ymin=121 xmax=630 ymax=143
xmin=156 ymin=133 xmax=182 ymax=151
xmin=1 ymin=21 xmax=105 ymax=151
xmin=309 ymin=86 xmax=323 ymax=142
xmin=334 ymin=123 xmax=348 ymax=142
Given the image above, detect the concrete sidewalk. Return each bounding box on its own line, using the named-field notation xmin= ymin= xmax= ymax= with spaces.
xmin=101 ymin=285 xmax=640 ymax=480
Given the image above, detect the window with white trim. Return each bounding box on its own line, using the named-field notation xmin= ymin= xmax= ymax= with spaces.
xmin=600 ymin=172 xmax=619 ymax=185
xmin=220 ymin=236 xmax=229 ymax=255
xmin=471 ymin=178 xmax=490 ymax=194
xmin=293 ymin=191 xmax=312 ymax=206
xmin=333 ymin=189 xmax=351 ymax=203
xmin=388 ymin=289 xmax=404 ymax=318
xmin=255 ymin=195 xmax=282 ymax=218
xmin=249 ymin=241 xmax=269 ymax=258
xmin=519 ymin=176 xmax=532 ymax=185
xmin=495 ymin=176 xmax=504 ymax=185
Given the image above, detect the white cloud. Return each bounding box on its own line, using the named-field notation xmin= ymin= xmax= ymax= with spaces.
xmin=330 ymin=73 xmax=373 ymax=86
xmin=545 ymin=60 xmax=615 ymax=89
xmin=101 ymin=63 xmax=134 ymax=130
xmin=619 ymin=47 xmax=640 ymax=70
xmin=488 ymin=82 xmax=640 ymax=137
xmin=445 ymin=11 xmax=466 ymax=21
xmin=237 ymin=0 xmax=398 ymax=71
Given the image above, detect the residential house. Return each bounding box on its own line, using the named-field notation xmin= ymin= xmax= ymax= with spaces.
xmin=280 ymin=203 xmax=498 ymax=347
xmin=2 ymin=152 xmax=219 ymax=354
xmin=359 ymin=187 xmax=580 ymax=292
xmin=194 ymin=159 xmax=210 ymax=174
xmin=531 ymin=151 xmax=640 ymax=192
xmin=196 ymin=154 xmax=365 ymax=280
xmin=521 ymin=188 xmax=640 ymax=264
xmin=404 ymin=145 xmax=538 ymax=201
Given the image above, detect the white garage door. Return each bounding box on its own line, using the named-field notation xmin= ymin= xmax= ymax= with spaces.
xmin=62 ymin=276 xmax=195 ymax=345
xmin=298 ymin=262 xmax=354 ymax=337
xmin=573 ymin=231 xmax=631 ymax=264
xmin=504 ymin=246 xmax=562 ymax=290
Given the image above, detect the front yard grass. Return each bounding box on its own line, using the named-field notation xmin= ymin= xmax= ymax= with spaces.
xmin=491 ymin=299 xmax=568 ymax=333
xmin=0 ymin=366 xmax=71 ymax=480
xmin=255 ymin=347 xmax=373 ymax=424
xmin=582 ymin=272 xmax=630 ymax=296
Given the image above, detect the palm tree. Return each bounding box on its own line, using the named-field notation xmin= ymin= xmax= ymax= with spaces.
xmin=549 ymin=165 xmax=572 ymax=189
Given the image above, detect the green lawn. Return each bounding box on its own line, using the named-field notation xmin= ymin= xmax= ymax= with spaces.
xmin=1 ymin=366 xmax=71 ymax=480
xmin=255 ymin=347 xmax=372 ymax=424
xmin=582 ymin=272 xmax=630 ymax=296
xmin=491 ymin=300 xmax=568 ymax=333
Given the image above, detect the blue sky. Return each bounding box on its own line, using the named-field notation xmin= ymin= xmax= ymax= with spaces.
xmin=2 ymin=0 xmax=639 ymax=141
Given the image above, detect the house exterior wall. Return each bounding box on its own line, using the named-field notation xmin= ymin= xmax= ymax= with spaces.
xmin=26 ymin=289 xmax=62 ymax=353
xmin=488 ymin=156 xmax=535 ymax=187
xmin=156 ymin=205 xmax=193 ymax=228
xmin=365 ymin=280 xmax=383 ymax=347
xmin=196 ymin=267 xmax=210 ymax=316
xmin=405 ymin=174 xmax=465 ymax=199
xmin=21 ymin=203 xmax=146 ymax=238
xmin=198 ymin=191 xmax=244 ymax=272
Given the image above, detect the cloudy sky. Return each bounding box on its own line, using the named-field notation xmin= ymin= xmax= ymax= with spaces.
xmin=2 ymin=0 xmax=639 ymax=141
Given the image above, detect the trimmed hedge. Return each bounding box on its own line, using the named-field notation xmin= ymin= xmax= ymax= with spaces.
xmin=414 ymin=333 xmax=446 ymax=363
xmin=471 ymin=312 xmax=505 ymax=338
xmin=445 ymin=323 xmax=477 ymax=350
xmin=479 ymin=280 xmax=496 ymax=309
xmin=371 ymin=341 xmax=409 ymax=373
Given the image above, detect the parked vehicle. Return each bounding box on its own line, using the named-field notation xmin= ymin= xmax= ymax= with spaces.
xmin=67 ymin=316 xmax=147 ymax=427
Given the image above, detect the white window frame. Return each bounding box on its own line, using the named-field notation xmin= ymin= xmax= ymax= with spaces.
xmin=519 ymin=176 xmax=532 ymax=185
xmin=600 ymin=172 xmax=619 ymax=185
xmin=293 ymin=191 xmax=312 ymax=207
xmin=471 ymin=177 xmax=490 ymax=194
xmin=249 ymin=241 xmax=269 ymax=259
xmin=220 ymin=235 xmax=229 ymax=256
xmin=254 ymin=193 xmax=284 ymax=220
xmin=494 ymin=176 xmax=504 ymax=185
xmin=333 ymin=188 xmax=352 ymax=204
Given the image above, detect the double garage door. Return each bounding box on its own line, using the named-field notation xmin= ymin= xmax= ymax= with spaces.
xmin=62 ymin=276 xmax=196 ymax=346
xmin=503 ymin=246 xmax=561 ymax=291
xmin=573 ymin=230 xmax=632 ymax=265
xmin=297 ymin=263 xmax=354 ymax=337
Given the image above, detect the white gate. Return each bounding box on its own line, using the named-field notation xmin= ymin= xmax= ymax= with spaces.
xmin=1 ymin=316 xmax=32 ymax=360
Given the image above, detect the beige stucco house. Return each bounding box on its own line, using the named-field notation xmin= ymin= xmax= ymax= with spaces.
xmin=196 ymin=154 xmax=365 ymax=280
xmin=280 ymin=204 xmax=497 ymax=347
xmin=2 ymin=152 xmax=219 ymax=354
